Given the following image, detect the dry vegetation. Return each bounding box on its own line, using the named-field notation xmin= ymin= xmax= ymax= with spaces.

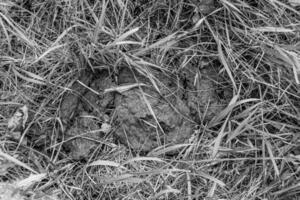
xmin=1 ymin=0 xmax=300 ymax=199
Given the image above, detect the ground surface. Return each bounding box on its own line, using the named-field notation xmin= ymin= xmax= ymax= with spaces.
xmin=0 ymin=0 xmax=300 ymax=199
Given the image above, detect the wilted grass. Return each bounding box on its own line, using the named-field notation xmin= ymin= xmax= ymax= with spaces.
xmin=0 ymin=0 xmax=300 ymax=199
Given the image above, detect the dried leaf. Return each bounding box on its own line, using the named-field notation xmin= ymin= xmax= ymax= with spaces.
xmin=251 ymin=26 xmax=294 ymax=33
xmin=16 ymin=173 xmax=47 ymax=190
xmin=7 ymin=105 xmax=28 ymax=133
xmin=88 ymin=160 xmax=126 ymax=169
xmin=104 ymin=83 xmax=147 ymax=93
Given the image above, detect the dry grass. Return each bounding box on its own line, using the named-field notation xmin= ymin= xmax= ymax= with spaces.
xmin=1 ymin=0 xmax=300 ymax=199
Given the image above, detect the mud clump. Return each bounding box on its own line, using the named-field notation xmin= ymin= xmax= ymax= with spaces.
xmin=114 ymin=68 xmax=193 ymax=151
xmin=65 ymin=112 xmax=102 ymax=160
xmin=60 ymin=70 xmax=114 ymax=159
xmin=60 ymin=66 xmax=226 ymax=157
xmin=181 ymin=66 xmax=225 ymax=122
xmin=59 ymin=70 xmax=94 ymax=126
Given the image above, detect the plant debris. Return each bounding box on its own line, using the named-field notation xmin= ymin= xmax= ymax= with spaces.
xmin=1 ymin=0 xmax=300 ymax=199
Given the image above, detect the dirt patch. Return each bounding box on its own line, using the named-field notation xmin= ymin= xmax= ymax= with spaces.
xmin=60 ymin=66 xmax=226 ymax=157
xmin=180 ymin=66 xmax=226 ymax=122
xmin=60 ymin=70 xmax=114 ymax=159
xmin=114 ymin=68 xmax=193 ymax=151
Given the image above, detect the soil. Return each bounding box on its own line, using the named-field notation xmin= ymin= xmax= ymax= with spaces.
xmin=60 ymin=65 xmax=226 ymax=158
xmin=114 ymin=68 xmax=193 ymax=151
xmin=59 ymin=70 xmax=114 ymax=159
xmin=66 ymin=111 xmax=104 ymax=160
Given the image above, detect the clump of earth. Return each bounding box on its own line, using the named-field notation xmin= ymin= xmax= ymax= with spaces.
xmin=113 ymin=68 xmax=193 ymax=151
xmin=60 ymin=65 xmax=226 ymax=159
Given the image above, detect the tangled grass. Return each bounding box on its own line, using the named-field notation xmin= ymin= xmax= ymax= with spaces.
xmin=0 ymin=0 xmax=300 ymax=199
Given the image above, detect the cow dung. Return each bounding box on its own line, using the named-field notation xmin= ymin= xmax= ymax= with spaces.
xmin=60 ymin=66 xmax=225 ymax=158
